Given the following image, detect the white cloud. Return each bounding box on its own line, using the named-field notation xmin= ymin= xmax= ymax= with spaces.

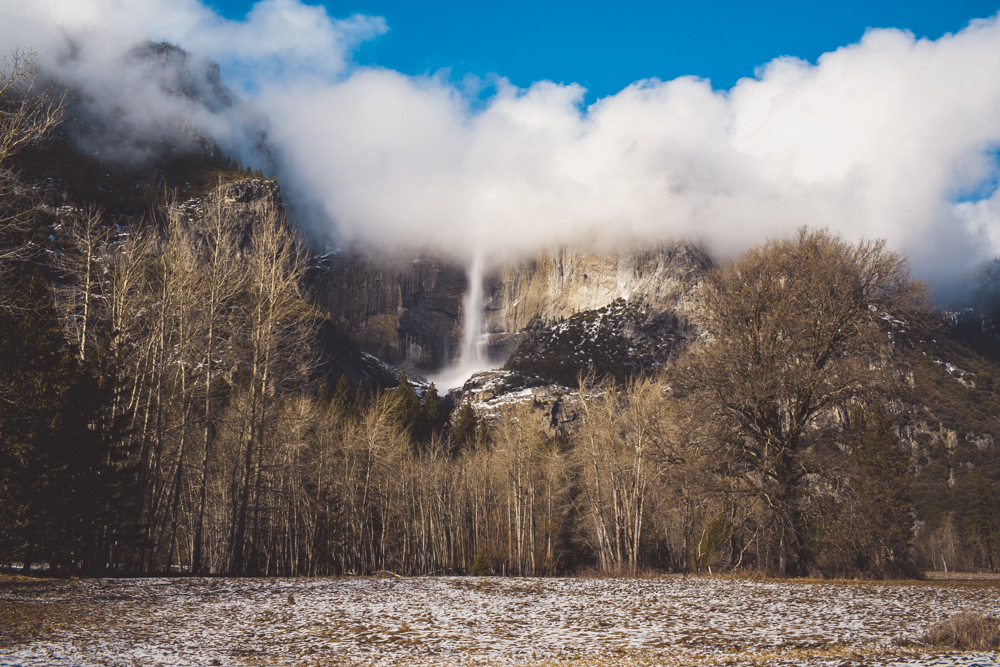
xmin=257 ymin=10 xmax=1000 ymax=289
xmin=0 ymin=0 xmax=383 ymax=163
xmin=3 ymin=0 xmax=1000 ymax=292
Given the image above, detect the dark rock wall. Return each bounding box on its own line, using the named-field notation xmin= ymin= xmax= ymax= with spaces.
xmin=312 ymin=250 xmax=466 ymax=372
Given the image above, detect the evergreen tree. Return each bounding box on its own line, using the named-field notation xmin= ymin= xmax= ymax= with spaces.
xmin=79 ymin=324 xmax=140 ymax=572
xmin=453 ymin=402 xmax=478 ymax=448
xmin=393 ymin=368 xmax=423 ymax=439
xmin=423 ymin=383 xmax=445 ymax=438
xmin=315 ymin=379 xmax=332 ymax=405
xmin=962 ymin=476 xmax=998 ymax=569
xmin=0 ymin=274 xmax=106 ymax=571
xmin=355 ymin=383 xmax=371 ymax=413
xmin=848 ymin=402 xmax=914 ymax=576
xmin=331 ymin=374 xmax=355 ymax=422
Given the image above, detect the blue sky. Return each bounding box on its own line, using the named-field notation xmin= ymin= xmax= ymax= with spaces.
xmin=208 ymin=0 xmax=1000 ymax=101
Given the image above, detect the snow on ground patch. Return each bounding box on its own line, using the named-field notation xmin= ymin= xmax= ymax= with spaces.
xmin=2 ymin=576 xmax=999 ymax=666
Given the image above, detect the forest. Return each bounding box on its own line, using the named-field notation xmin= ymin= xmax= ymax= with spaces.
xmin=1 ymin=51 xmax=999 ymax=580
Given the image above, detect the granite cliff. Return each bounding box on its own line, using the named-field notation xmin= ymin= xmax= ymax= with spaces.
xmin=485 ymin=243 xmax=710 ymax=335
xmin=310 ymin=243 xmax=712 ymax=377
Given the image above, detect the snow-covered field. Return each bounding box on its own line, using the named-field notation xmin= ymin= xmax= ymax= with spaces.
xmin=2 ymin=575 xmax=998 ymax=666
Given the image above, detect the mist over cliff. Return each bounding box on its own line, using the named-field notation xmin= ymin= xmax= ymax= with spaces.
xmin=4 ymin=0 xmax=1000 ymax=296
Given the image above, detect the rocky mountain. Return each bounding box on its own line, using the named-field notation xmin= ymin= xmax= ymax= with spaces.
xmin=308 ymin=236 xmax=1000 ymax=571
xmin=8 ymin=41 xmax=998 ymax=575
xmin=7 ymin=40 xmax=998 ymax=579
xmin=64 ymin=41 xmax=270 ymax=170
xmin=946 ymin=258 xmax=1000 ymax=361
xmin=454 ymin=369 xmax=585 ymax=437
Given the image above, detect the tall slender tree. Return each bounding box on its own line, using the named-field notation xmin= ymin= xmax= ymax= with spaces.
xmin=229 ymin=198 xmax=316 ymax=574
xmin=191 ymin=186 xmax=244 ymax=574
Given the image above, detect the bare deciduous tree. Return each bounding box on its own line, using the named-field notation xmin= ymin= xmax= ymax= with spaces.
xmin=0 ymin=49 xmax=64 ymax=272
xmin=683 ymin=227 xmax=930 ymax=575
xmin=0 ymin=49 xmax=64 ymax=165
xmin=575 ymin=376 xmax=685 ymax=573
xmin=52 ymin=206 xmax=111 ymax=359
xmin=490 ymin=402 xmax=567 ymax=575
xmin=229 ymin=198 xmax=318 ymax=574
xmin=191 ymin=187 xmax=245 ymax=574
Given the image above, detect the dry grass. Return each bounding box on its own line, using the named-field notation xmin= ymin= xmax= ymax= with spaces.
xmin=923 ymin=571 xmax=1000 ymax=581
xmin=920 ymin=612 xmax=1000 ymax=650
xmin=0 ymin=587 xmax=90 ymax=648
xmin=571 ymin=565 xmax=668 ymax=579
xmin=0 ymin=575 xmax=109 ymax=651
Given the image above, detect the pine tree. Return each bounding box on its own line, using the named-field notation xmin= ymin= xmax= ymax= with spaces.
xmin=424 ymin=383 xmax=444 ymax=438
xmin=393 ymin=368 xmax=424 ymax=442
xmin=962 ymin=476 xmax=998 ymax=569
xmin=355 ymin=384 xmax=371 ymax=413
xmin=0 ymin=273 xmax=106 ymax=571
xmin=80 ymin=324 xmax=140 ymax=572
xmin=331 ymin=374 xmax=355 ymax=422
xmin=848 ymin=402 xmax=914 ymax=576
xmin=453 ymin=402 xmax=478 ymax=448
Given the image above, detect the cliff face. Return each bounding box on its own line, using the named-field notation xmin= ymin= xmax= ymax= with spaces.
xmin=196 ymin=178 xmax=281 ymax=228
xmin=311 ymin=243 xmax=712 ymax=374
xmin=503 ymin=298 xmax=688 ymax=386
xmin=485 ymin=244 xmax=712 ymax=336
xmin=312 ymin=250 xmax=467 ymax=372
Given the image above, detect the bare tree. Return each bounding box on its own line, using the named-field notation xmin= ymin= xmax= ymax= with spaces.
xmin=683 ymin=227 xmax=929 ymax=575
xmin=191 ymin=187 xmax=245 ymax=574
xmin=52 ymin=206 xmax=112 ymax=359
xmin=490 ymin=402 xmax=562 ymax=575
xmin=0 ymin=49 xmax=64 ymax=165
xmin=229 ymin=198 xmax=317 ymax=574
xmin=574 ymin=376 xmax=675 ymax=573
xmin=0 ymin=49 xmax=64 ymax=271
xmin=103 ymin=223 xmax=156 ymax=423
xmin=159 ymin=210 xmax=201 ymax=569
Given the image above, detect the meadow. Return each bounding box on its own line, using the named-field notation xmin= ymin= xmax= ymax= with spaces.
xmin=1 ymin=574 xmax=999 ymax=666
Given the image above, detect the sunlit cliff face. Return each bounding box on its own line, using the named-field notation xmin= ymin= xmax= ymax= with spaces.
xmin=4 ymin=1 xmax=1000 ymax=295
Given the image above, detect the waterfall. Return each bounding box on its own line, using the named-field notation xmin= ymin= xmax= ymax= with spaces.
xmin=431 ymin=252 xmax=493 ymax=389
xmin=459 ymin=253 xmax=488 ymax=367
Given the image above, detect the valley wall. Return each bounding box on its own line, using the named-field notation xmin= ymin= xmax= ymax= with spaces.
xmin=311 ymin=243 xmax=712 ymax=373
xmin=485 ymin=243 xmax=711 ymax=335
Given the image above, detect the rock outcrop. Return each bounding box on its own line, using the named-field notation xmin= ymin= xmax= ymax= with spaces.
xmin=503 ymin=297 xmax=688 ymax=386
xmin=452 ymin=370 xmax=584 ymax=437
xmin=188 ymin=177 xmax=281 ymax=230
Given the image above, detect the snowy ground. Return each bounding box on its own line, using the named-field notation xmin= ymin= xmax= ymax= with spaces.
xmin=2 ymin=575 xmax=998 ymax=666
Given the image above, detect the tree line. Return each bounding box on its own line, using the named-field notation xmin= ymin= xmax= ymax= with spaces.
xmin=5 ymin=207 xmax=978 ymax=578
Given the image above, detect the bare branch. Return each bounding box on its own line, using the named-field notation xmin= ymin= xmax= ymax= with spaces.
xmin=0 ymin=49 xmax=65 ymax=165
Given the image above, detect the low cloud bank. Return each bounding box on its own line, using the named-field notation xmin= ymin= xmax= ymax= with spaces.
xmin=3 ymin=0 xmax=1000 ymax=295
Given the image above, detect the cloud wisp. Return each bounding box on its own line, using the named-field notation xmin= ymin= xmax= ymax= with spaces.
xmin=3 ymin=0 xmax=1000 ymax=294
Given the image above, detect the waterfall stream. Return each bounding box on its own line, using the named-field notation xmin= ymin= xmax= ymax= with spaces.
xmin=458 ymin=253 xmax=488 ymax=367
xmin=431 ymin=253 xmax=494 ymax=390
